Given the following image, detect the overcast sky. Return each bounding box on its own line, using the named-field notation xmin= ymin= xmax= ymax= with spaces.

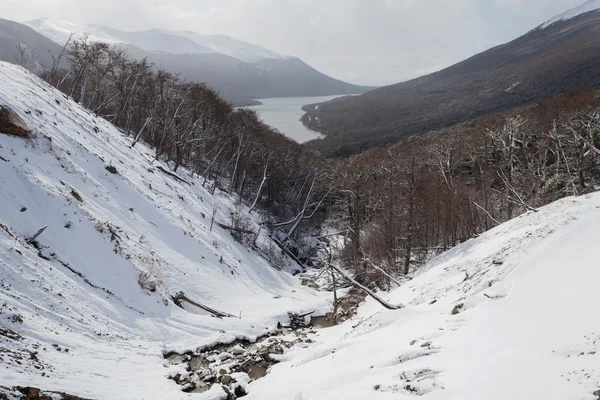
xmin=3 ymin=0 xmax=587 ymax=85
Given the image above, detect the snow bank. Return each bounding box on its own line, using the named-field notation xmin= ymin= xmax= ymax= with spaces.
xmin=0 ymin=62 xmax=328 ymax=399
xmin=248 ymin=193 xmax=600 ymax=399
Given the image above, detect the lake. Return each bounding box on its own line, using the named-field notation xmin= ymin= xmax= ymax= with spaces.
xmin=247 ymin=95 xmax=346 ymax=143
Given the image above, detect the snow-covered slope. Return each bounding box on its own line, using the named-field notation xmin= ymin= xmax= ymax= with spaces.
xmin=25 ymin=18 xmax=123 ymax=45
xmin=0 ymin=61 xmax=328 ymax=398
xmin=174 ymin=31 xmax=292 ymax=63
xmin=23 ymin=18 xmax=289 ymax=62
xmin=248 ymin=193 xmax=600 ymax=399
xmin=541 ymin=0 xmax=600 ymax=28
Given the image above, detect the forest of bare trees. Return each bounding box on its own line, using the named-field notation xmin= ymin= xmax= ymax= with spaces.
xmin=38 ymin=37 xmax=600 ymax=287
xmin=325 ymin=88 xmax=600 ymax=287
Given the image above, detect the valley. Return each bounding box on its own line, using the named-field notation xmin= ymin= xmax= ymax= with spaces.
xmin=1 ymin=1 xmax=600 ymax=399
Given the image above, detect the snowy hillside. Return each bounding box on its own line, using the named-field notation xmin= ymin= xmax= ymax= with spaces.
xmin=0 ymin=61 xmax=329 ymax=398
xmin=174 ymin=31 xmax=292 ymax=63
xmin=25 ymin=18 xmax=123 ymax=45
xmin=246 ymin=193 xmax=600 ymax=399
xmin=541 ymin=0 xmax=600 ymax=28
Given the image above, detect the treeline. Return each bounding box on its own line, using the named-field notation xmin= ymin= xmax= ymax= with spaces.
xmin=326 ymin=88 xmax=600 ymax=287
xmin=40 ymin=36 xmax=327 ymax=228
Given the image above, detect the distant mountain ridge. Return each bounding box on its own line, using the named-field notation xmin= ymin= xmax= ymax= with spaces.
xmin=302 ymin=0 xmax=600 ymax=157
xmin=19 ymin=18 xmax=373 ymax=105
xmin=0 ymin=18 xmax=65 ymax=71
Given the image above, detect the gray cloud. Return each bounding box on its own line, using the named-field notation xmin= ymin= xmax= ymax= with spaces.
xmin=3 ymin=0 xmax=585 ymax=85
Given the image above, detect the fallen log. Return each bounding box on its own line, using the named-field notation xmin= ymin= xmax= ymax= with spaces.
xmin=215 ymin=222 xmax=255 ymax=235
xmin=26 ymin=225 xmax=48 ymax=244
xmin=171 ymin=291 xmax=234 ymax=318
xmin=271 ymin=236 xmax=304 ymax=268
xmin=157 ymin=166 xmax=191 ymax=185
xmin=328 ymin=263 xmax=404 ymax=310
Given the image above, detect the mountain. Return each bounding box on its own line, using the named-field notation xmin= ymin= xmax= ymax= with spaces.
xmin=0 ymin=18 xmax=65 ymax=71
xmin=22 ymin=18 xmax=373 ymax=105
xmin=302 ymin=0 xmax=600 ymax=157
xmin=174 ymin=30 xmax=291 ymax=62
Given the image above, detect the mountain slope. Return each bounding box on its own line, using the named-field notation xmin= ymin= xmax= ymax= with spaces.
xmin=0 ymin=18 xmax=65 ymax=71
xmin=0 ymin=61 xmax=329 ymax=398
xmin=22 ymin=19 xmax=373 ymax=104
xmin=246 ymin=192 xmax=600 ymax=399
xmin=303 ymin=2 xmax=600 ymax=157
xmin=174 ymin=30 xmax=291 ymax=63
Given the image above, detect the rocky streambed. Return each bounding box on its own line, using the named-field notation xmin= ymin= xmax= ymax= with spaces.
xmin=164 ymin=288 xmax=366 ymax=398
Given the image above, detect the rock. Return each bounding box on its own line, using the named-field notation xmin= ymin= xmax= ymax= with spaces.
xmin=231 ymin=345 xmax=245 ymax=355
xmin=420 ymin=341 xmax=432 ymax=348
xmin=70 ymin=189 xmax=83 ymax=202
xmin=23 ymin=387 xmax=40 ymax=400
xmin=234 ymin=385 xmax=247 ymax=397
xmin=20 ymin=207 xmax=27 ymax=212
xmin=219 ymin=368 xmax=227 ymax=375
xmin=410 ymin=339 xmax=418 ymax=346
xmin=188 ymin=355 xmax=210 ymax=371
xmin=451 ymin=303 xmax=464 ymax=315
xmin=0 ymin=105 xmax=30 ymax=138
xmin=105 ymin=165 xmax=118 ymax=174
xmin=221 ymin=375 xmax=232 ymax=385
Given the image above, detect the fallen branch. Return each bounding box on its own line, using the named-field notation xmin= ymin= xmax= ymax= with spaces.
xmin=473 ymin=201 xmax=500 ymax=226
xmin=26 ymin=225 xmax=48 ymax=244
xmin=296 ymin=310 xmax=315 ymax=318
xmin=215 ymin=222 xmax=255 ymax=235
xmin=364 ymin=258 xmax=404 ymax=287
xmin=328 ymin=263 xmax=404 ymax=310
xmin=315 ymin=230 xmax=349 ymax=239
xmin=171 ymin=291 xmax=234 ymax=318
xmin=157 ymin=166 xmax=191 ymax=185
xmin=271 ymin=236 xmax=304 ymax=268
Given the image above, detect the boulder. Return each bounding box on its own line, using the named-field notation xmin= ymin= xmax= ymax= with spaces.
xmin=0 ymin=105 xmax=30 ymax=138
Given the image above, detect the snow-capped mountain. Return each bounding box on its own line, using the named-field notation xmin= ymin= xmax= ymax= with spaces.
xmin=540 ymin=0 xmax=600 ymax=29
xmin=25 ymin=18 xmax=122 ymax=45
xmin=174 ymin=30 xmax=292 ymax=63
xmin=24 ymin=18 xmax=290 ymax=63
xmin=19 ymin=18 xmax=372 ymax=104
xmin=0 ymin=18 xmax=65 ymax=71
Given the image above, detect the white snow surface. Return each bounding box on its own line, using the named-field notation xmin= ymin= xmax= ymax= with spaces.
xmin=0 ymin=62 xmax=328 ymax=398
xmin=247 ymin=194 xmax=600 ymax=399
xmin=24 ymin=18 xmax=124 ymax=45
xmin=541 ymin=0 xmax=600 ymax=28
